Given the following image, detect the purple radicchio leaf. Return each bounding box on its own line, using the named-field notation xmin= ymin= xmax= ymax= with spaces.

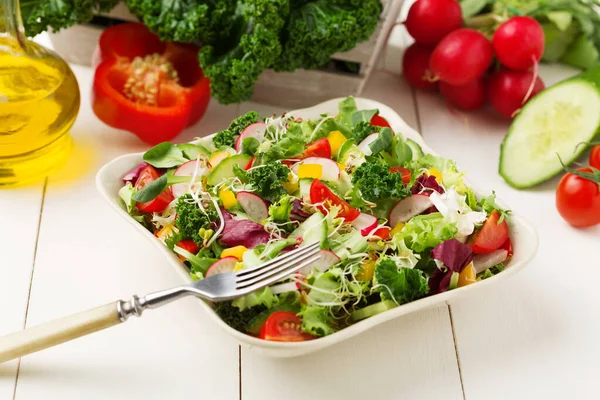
xmin=411 ymin=173 xmax=445 ymax=196
xmin=429 ymin=238 xmax=473 ymax=294
xmin=219 ymin=209 xmax=271 ymax=249
xmin=290 ymin=199 xmax=310 ymax=222
xmin=123 ymin=162 xmax=149 ymax=184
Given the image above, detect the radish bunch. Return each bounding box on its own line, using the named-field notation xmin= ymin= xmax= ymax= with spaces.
xmin=402 ymin=0 xmax=546 ymax=118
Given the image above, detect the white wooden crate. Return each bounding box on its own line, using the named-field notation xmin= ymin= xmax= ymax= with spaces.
xmin=48 ymin=1 xmax=404 ymax=108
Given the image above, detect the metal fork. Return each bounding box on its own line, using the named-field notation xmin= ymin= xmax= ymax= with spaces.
xmin=0 ymin=242 xmax=321 ymax=363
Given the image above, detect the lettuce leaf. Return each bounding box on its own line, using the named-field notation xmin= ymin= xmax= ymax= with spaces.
xmin=299 ymin=305 xmax=335 ymax=337
xmin=374 ymin=257 xmax=429 ymax=304
xmin=232 ymin=287 xmax=278 ymax=311
xmin=393 ymin=213 xmax=458 ymax=253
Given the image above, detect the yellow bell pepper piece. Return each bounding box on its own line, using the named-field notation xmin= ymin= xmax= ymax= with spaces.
xmin=357 ymin=259 xmax=376 ymax=282
xmin=297 ymin=164 xmax=323 ymax=179
xmin=458 ymin=262 xmax=476 ymax=287
xmin=327 ymin=130 xmax=347 ymax=157
xmin=389 ymin=222 xmax=405 ymax=237
xmin=221 ymin=245 xmax=248 ymax=261
xmin=219 ymin=187 xmax=238 ymax=209
xmin=209 ymin=151 xmax=230 ymax=170
xmin=282 ymin=172 xmax=299 ymax=194
xmin=154 ymin=224 xmax=177 ymax=242
xmin=234 ymin=262 xmax=245 ymax=271
xmin=427 ymin=168 xmax=443 ymax=181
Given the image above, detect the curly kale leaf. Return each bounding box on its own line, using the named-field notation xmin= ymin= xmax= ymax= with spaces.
xmin=175 ymin=194 xmax=218 ymax=245
xmin=274 ymin=0 xmax=382 ymax=71
xmin=351 ymin=121 xmax=379 ymax=143
xmin=199 ymin=0 xmax=290 ymax=104
xmin=214 ymin=301 xmax=267 ymax=332
xmin=351 ymin=161 xmax=411 ymax=202
xmin=374 ymin=257 xmax=429 ymax=305
xmin=124 ymin=0 xmax=236 ymax=43
xmin=238 ymin=162 xmax=291 ymax=203
xmin=21 ymin=0 xmax=120 ymax=36
xmin=212 ymin=111 xmax=261 ymax=148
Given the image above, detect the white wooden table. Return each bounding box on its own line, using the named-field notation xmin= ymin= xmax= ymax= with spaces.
xmin=2 ymin=26 xmax=600 ymax=400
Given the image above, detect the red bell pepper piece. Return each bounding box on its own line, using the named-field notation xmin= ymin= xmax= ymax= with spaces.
xmin=91 ymin=23 xmax=210 ymax=145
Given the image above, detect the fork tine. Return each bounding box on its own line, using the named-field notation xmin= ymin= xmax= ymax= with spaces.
xmin=237 ymin=254 xmax=321 ymax=293
xmin=236 ymin=241 xmax=319 ymax=281
xmin=236 ymin=244 xmax=320 ymax=287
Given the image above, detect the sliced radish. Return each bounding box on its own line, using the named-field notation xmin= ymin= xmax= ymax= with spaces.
xmin=205 ymin=256 xmax=238 ymax=277
xmin=473 ymin=249 xmax=509 ymax=274
xmin=235 ymin=122 xmax=266 ymax=153
xmin=270 ymin=281 xmax=300 ymax=294
xmin=351 ymin=212 xmax=378 ymax=236
xmin=389 ymin=194 xmax=433 ymax=226
xmin=171 ymin=160 xmax=207 ymax=198
xmin=357 ymin=133 xmax=380 ymax=156
xmin=236 ymin=191 xmax=269 ymax=222
xmin=299 ymin=250 xmax=340 ymax=275
xmin=291 ymin=157 xmax=340 ymax=181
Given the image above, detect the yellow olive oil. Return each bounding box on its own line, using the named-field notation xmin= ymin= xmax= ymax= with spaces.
xmin=0 ymin=37 xmax=80 ymax=187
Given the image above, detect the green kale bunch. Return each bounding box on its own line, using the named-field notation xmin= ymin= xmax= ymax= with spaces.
xmin=175 ymin=194 xmax=218 ymax=245
xmin=351 ymin=161 xmax=412 ymax=202
xmin=235 ymin=162 xmax=291 ymax=203
xmin=212 ymin=111 xmax=261 ymax=148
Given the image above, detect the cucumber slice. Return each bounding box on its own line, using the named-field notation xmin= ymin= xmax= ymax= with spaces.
xmin=207 ymin=154 xmax=251 ymax=186
xmin=406 ymin=138 xmax=424 ymax=160
xmin=289 ymin=211 xmax=327 ymax=247
xmin=351 ymin=300 xmax=397 ymax=322
xmin=177 ymin=143 xmax=210 ymax=160
xmin=298 ymin=178 xmax=314 ymax=201
xmin=500 ymin=71 xmax=600 ymax=188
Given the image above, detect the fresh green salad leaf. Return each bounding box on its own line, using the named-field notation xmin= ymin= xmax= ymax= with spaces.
xmin=351 ymin=161 xmax=411 ymax=202
xmin=338 ymin=96 xmax=358 ymax=128
xmin=351 ymin=109 xmax=379 ymax=126
xmin=299 ymin=305 xmax=335 ymax=337
xmin=119 ymin=182 xmax=137 ymax=213
xmin=478 ymin=191 xmax=511 ymax=222
xmin=232 ymin=287 xmax=278 ymax=311
xmin=351 ymin=121 xmax=379 ymax=143
xmin=393 ymin=213 xmax=458 ymax=253
xmin=214 ymin=302 xmax=267 ymax=333
xmin=143 ymin=142 xmax=188 ymax=168
xmin=374 ymin=257 xmax=429 ymax=304
xmin=261 ymin=125 xmax=307 ymax=162
xmin=213 ymin=111 xmax=261 ymax=148
xmin=368 ymin=127 xmax=394 ymax=154
xmin=238 ymin=162 xmax=291 ymax=202
xmin=175 ymin=194 xmax=218 ymax=245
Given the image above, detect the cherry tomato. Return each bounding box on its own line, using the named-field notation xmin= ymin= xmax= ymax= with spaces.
xmin=259 ymin=311 xmax=315 ymax=342
xmin=389 ymin=166 xmax=412 ymax=184
xmin=372 ymin=227 xmax=391 ymax=240
xmin=370 ymin=114 xmax=391 ymax=129
xmin=500 ymin=237 xmax=513 ymax=258
xmin=134 ymin=165 xmax=174 ymax=213
xmin=175 ymin=240 xmax=200 ymax=262
xmin=590 ymin=146 xmax=600 ymax=170
xmin=309 ymin=179 xmax=360 ymax=222
xmin=470 ymin=210 xmax=509 ymax=254
xmin=556 ymin=168 xmax=600 ymax=227
xmin=302 ymin=138 xmax=332 ymax=159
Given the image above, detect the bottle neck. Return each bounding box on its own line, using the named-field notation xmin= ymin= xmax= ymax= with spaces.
xmin=0 ymin=0 xmax=27 ymax=47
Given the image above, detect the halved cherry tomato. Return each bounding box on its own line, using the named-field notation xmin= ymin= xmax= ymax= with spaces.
xmin=309 ymin=179 xmax=360 ymax=222
xmin=176 ymin=240 xmax=200 ymax=262
xmin=370 ymin=114 xmax=391 ymax=128
xmin=302 ymin=138 xmax=332 ymax=159
xmin=501 ymin=237 xmax=513 ymax=258
xmin=134 ymin=165 xmax=174 ymax=213
xmin=245 ymin=155 xmax=256 ymax=170
xmin=389 ymin=166 xmax=412 ymax=184
xmin=590 ymin=146 xmax=600 ymax=170
xmin=470 ymin=210 xmax=509 ymax=254
xmin=371 ymin=226 xmax=391 ymax=240
xmin=259 ymin=311 xmax=315 ymax=342
xmin=556 ymin=167 xmax=600 ymax=227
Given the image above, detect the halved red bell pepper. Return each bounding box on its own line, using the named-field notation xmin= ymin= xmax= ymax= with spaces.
xmin=91 ymin=23 xmax=210 ymax=145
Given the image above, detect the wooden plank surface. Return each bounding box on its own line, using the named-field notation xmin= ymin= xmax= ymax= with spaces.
xmin=0 ymin=184 xmax=44 ymax=399
xmin=415 ymin=63 xmax=600 ymax=400
xmin=12 ymin=66 xmax=241 ymax=400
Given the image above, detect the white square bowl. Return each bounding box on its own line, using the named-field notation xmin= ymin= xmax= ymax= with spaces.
xmin=96 ymin=97 xmax=539 ymax=358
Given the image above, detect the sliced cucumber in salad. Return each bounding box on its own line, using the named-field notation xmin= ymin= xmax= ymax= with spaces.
xmin=406 ymin=138 xmax=424 ymax=160
xmin=207 ymin=154 xmax=251 ymax=186
xmin=500 ymin=69 xmax=600 ymax=188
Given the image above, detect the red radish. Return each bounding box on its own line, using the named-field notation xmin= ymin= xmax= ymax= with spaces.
xmin=351 ymin=212 xmax=378 ymax=236
xmin=206 ymin=256 xmax=238 ymax=277
xmin=402 ymin=43 xmax=437 ymax=91
xmin=292 ymin=157 xmax=340 ymax=181
xmin=439 ymin=76 xmax=487 ymax=110
xmin=472 ymin=249 xmax=509 ymax=274
xmin=300 ymin=250 xmax=340 ymax=275
xmin=245 ymin=155 xmax=255 ymax=170
xmin=488 ymin=69 xmax=545 ymax=118
xmin=370 ymin=114 xmax=391 ymax=128
xmin=236 ymin=191 xmax=269 ymax=222
xmin=235 ymin=122 xmax=266 ymax=153
xmin=371 ymin=226 xmax=391 ymax=240
xmin=405 ymin=0 xmax=463 ymax=46
xmin=171 ymin=160 xmax=206 ymax=198
xmin=389 ymin=194 xmax=433 ymax=226
xmin=430 ymin=29 xmax=493 ymax=86
xmin=493 ymin=16 xmax=544 ymax=71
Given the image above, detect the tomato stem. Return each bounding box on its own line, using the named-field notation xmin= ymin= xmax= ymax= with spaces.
xmin=557 ymin=154 xmax=600 ymax=187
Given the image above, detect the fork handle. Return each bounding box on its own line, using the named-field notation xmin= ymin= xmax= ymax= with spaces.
xmin=0 ymin=302 xmax=122 ymax=363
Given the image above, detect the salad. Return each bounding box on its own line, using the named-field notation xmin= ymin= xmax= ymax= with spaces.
xmin=118 ymin=97 xmax=513 ymax=342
